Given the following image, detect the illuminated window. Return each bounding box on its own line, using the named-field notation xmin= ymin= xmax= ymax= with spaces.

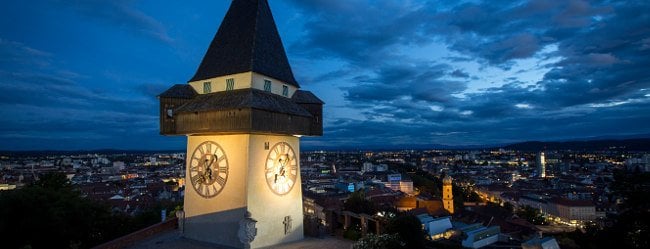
xmin=226 ymin=78 xmax=235 ymax=91
xmin=264 ymin=80 xmax=272 ymax=92
xmin=282 ymin=85 xmax=289 ymax=97
xmin=203 ymin=82 xmax=211 ymax=93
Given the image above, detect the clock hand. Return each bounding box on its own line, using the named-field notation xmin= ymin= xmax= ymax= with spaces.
xmin=205 ymin=156 xmax=216 ymax=180
xmin=279 ymin=154 xmax=289 ymax=176
xmin=202 ymin=158 xmax=211 ymax=180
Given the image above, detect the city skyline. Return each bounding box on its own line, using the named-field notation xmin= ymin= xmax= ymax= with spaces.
xmin=1 ymin=0 xmax=650 ymax=151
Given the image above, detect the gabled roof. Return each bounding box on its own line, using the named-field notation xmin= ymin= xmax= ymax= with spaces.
xmin=158 ymin=84 xmax=198 ymax=99
xmin=175 ymin=88 xmax=312 ymax=117
xmin=189 ymin=0 xmax=299 ymax=87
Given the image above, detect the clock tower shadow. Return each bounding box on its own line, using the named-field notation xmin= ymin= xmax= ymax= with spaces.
xmin=181 ymin=207 xmax=305 ymax=249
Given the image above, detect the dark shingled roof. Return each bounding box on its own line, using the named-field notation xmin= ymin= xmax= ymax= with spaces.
xmin=292 ymin=90 xmax=324 ymax=104
xmin=189 ymin=0 xmax=299 ymax=87
xmin=158 ymin=84 xmax=198 ymax=99
xmin=175 ymin=89 xmax=312 ymax=117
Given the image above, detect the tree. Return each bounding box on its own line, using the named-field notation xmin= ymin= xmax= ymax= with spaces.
xmin=0 ymin=173 xmax=167 ymax=249
xmin=344 ymin=190 xmax=377 ymax=215
xmin=516 ymin=206 xmax=547 ymax=225
xmin=385 ymin=214 xmax=426 ymax=249
xmin=604 ymin=171 xmax=650 ymax=248
xmin=503 ymin=202 xmax=514 ymax=213
xmin=557 ymin=171 xmax=650 ymax=249
xmin=0 ymin=173 xmax=114 ymax=248
xmin=34 ymin=172 xmax=71 ymax=190
xmin=352 ymin=233 xmax=404 ymax=249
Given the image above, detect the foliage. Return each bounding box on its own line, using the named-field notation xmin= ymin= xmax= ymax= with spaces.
xmin=409 ymin=173 xmax=440 ymax=196
xmin=385 ymin=213 xmax=426 ymax=249
xmin=33 ymin=172 xmax=72 ymax=190
xmin=556 ymin=170 xmax=650 ymax=249
xmin=453 ymin=185 xmax=481 ymax=211
xmin=502 ymin=202 xmax=514 ymax=213
xmin=608 ymin=171 xmax=650 ymax=249
xmin=516 ymin=206 xmax=547 ymax=225
xmin=425 ymin=240 xmax=464 ymax=249
xmin=0 ymin=173 xmax=170 ymax=249
xmin=344 ymin=190 xmax=377 ymax=215
xmin=352 ymin=233 xmax=405 ymax=249
xmin=343 ymin=227 xmax=362 ymax=241
xmin=395 ymin=167 xmax=481 ymax=213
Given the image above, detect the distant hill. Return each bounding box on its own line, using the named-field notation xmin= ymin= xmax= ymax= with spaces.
xmin=502 ymin=138 xmax=650 ymax=152
xmin=301 ymin=142 xmax=494 ymax=152
xmin=0 ymin=149 xmax=185 ymax=156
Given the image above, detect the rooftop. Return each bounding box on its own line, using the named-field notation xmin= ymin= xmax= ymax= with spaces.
xmin=189 ymin=0 xmax=299 ymax=87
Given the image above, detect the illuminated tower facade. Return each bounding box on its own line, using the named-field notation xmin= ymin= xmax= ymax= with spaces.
xmin=537 ymin=152 xmax=546 ymax=178
xmin=158 ymin=0 xmax=323 ymax=248
xmin=442 ymin=176 xmax=454 ymax=214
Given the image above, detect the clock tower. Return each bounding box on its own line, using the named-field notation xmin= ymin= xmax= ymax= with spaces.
xmin=158 ymin=0 xmax=323 ymax=248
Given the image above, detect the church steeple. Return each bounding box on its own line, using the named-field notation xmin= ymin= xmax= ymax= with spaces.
xmin=189 ymin=0 xmax=299 ymax=88
xmin=443 ymin=176 xmax=454 ymax=214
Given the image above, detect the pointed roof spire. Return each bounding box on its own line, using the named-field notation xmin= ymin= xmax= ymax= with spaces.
xmin=189 ymin=0 xmax=299 ymax=87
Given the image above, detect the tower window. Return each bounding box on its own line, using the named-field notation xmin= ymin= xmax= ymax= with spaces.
xmin=226 ymin=78 xmax=235 ymax=91
xmin=203 ymin=82 xmax=212 ymax=93
xmin=264 ymin=80 xmax=272 ymax=92
xmin=282 ymin=85 xmax=289 ymax=97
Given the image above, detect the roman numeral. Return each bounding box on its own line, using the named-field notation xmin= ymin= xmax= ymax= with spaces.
xmin=197 ymin=184 xmax=204 ymax=195
xmin=215 ymin=176 xmax=226 ymax=187
xmin=191 ymin=174 xmax=203 ymax=184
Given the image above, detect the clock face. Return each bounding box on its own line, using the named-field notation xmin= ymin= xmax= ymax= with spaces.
xmin=265 ymin=142 xmax=298 ymax=195
xmin=189 ymin=141 xmax=229 ymax=198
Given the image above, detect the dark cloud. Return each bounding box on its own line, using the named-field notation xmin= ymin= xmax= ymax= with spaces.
xmin=450 ymin=69 xmax=470 ymax=78
xmin=288 ymin=0 xmax=650 ymax=148
xmin=2 ymin=0 xmax=649 ymax=150
xmin=0 ymin=38 xmax=178 ymax=150
xmin=0 ymin=39 xmax=51 ymax=68
xmin=345 ymin=63 xmax=466 ymax=107
xmin=48 ymin=0 xmax=172 ymax=43
xmin=288 ymin=0 xmax=434 ymax=64
xmin=304 ymin=97 xmax=650 ymax=149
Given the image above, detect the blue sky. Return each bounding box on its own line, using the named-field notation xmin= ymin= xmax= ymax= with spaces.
xmin=1 ymin=0 xmax=649 ymax=150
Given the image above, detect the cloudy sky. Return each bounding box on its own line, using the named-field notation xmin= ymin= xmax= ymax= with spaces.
xmin=1 ymin=0 xmax=649 ymax=150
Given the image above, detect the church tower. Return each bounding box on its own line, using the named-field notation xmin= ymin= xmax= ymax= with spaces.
xmin=537 ymin=152 xmax=546 ymax=178
xmin=442 ymin=176 xmax=454 ymax=214
xmin=158 ymin=0 xmax=323 ymax=248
